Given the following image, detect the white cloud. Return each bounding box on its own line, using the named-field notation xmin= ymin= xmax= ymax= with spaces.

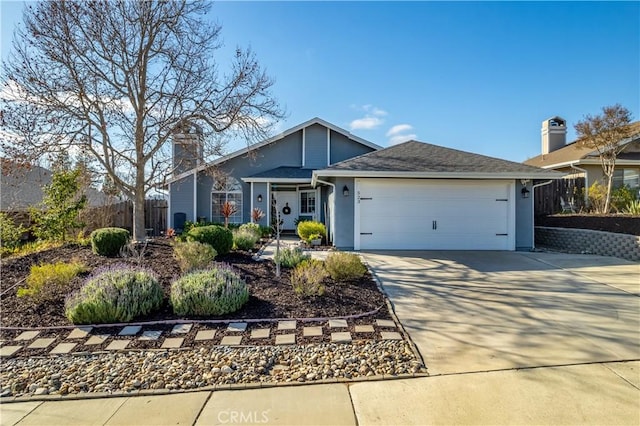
xmin=350 ymin=116 xmax=384 ymax=130
xmin=386 ymin=124 xmax=413 ymax=137
xmin=389 ymin=133 xmax=417 ymax=145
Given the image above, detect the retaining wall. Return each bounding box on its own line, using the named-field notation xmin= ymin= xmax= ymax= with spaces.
xmin=535 ymin=226 xmax=640 ymax=262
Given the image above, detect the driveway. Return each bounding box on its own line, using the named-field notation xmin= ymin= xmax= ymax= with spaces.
xmin=361 ymin=251 xmax=640 ymax=375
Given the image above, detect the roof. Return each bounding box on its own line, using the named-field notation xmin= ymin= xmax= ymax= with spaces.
xmin=313 ymin=140 xmax=564 ymax=183
xmin=242 ymin=167 xmax=313 ymax=183
xmin=524 ymin=121 xmax=640 ymax=168
xmin=169 ymin=117 xmax=382 ymax=183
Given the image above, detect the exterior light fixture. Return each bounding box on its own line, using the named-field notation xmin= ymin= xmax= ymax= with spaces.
xmin=521 ymin=187 xmax=530 ymax=199
xmin=257 ymin=194 xmax=262 ymax=202
xmin=343 ymin=185 xmax=349 ymax=196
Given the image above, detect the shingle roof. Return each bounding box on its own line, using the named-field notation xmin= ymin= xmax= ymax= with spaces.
xmin=323 ymin=140 xmax=558 ymax=176
xmin=524 ymin=121 xmax=640 ymax=168
xmin=247 ymin=167 xmax=313 ymax=179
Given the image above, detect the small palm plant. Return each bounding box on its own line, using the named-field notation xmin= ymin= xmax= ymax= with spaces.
xmin=220 ymin=201 xmax=238 ymax=228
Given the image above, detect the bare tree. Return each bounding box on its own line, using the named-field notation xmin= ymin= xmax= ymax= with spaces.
xmin=1 ymin=0 xmax=283 ymax=241
xmin=574 ymin=104 xmax=634 ymax=213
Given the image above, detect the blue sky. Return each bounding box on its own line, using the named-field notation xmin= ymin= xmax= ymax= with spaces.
xmin=2 ymin=1 xmax=639 ymax=162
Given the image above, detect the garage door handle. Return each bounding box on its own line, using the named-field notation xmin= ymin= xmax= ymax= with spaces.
xmin=432 ymin=220 xmax=437 ymax=230
xmin=360 ymin=232 xmax=373 ymax=235
xmin=496 ymin=233 xmax=508 ymax=236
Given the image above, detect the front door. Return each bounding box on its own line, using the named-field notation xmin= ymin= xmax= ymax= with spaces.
xmin=274 ymin=191 xmax=298 ymax=231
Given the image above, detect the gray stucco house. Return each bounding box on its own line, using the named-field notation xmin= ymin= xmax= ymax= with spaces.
xmin=168 ymin=117 xmax=561 ymax=251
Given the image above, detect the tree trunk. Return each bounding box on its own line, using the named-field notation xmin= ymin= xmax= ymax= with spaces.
xmin=604 ymin=172 xmax=614 ymax=214
xmin=133 ymin=173 xmax=146 ymax=241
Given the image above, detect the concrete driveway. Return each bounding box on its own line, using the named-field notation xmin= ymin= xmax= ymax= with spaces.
xmin=362 ymin=250 xmax=639 ymax=375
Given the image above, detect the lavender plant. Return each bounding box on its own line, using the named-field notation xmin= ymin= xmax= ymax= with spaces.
xmin=64 ymin=264 xmax=163 ymax=324
xmin=232 ymin=228 xmax=259 ymax=251
xmin=291 ymin=259 xmax=328 ymax=297
xmin=324 ymin=252 xmax=367 ymax=281
xmin=170 ymin=263 xmax=249 ymax=316
xmin=274 ymin=247 xmax=310 ymax=268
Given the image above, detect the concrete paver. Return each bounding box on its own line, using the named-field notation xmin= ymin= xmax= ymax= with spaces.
xmin=49 ymin=342 xmax=77 ymax=354
xmin=194 ymin=330 xmax=216 ymax=341
xmin=105 ymin=340 xmax=130 ymax=351
xmin=0 ymin=346 xmax=22 ymax=358
xmin=375 ymin=319 xmax=396 ymax=328
xmin=105 ymin=392 xmax=210 ymax=425
xmin=171 ymin=323 xmax=193 ymax=334
xmin=331 ymin=332 xmax=352 ymax=343
xmin=13 ymin=331 xmax=40 ymax=341
xmin=303 ymin=326 xmax=323 ymax=337
xmin=275 ymin=334 xmax=295 ymax=345
xmin=328 ymin=319 xmax=347 ymax=328
xmin=227 ymin=322 xmax=247 ymax=332
xmin=161 ymin=337 xmax=183 ymax=349
xmin=27 ymin=338 xmax=56 ymax=349
xmin=139 ymin=330 xmax=162 ymax=341
xmin=220 ymin=336 xmax=242 ymax=346
xmin=16 ymin=398 xmax=126 ymax=426
xmin=196 ymin=384 xmax=356 ymax=426
xmin=250 ymin=328 xmax=271 ymax=339
xmin=350 ymin=362 xmax=640 ymax=425
xmin=118 ymin=326 xmax=141 ymax=336
xmin=66 ymin=327 xmax=92 ymax=339
xmin=84 ymin=335 xmax=109 ymax=345
xmin=277 ymin=320 xmax=296 ymax=330
xmin=0 ymin=401 xmax=42 ymax=426
xmin=380 ymin=331 xmax=402 ymax=340
xmin=354 ymin=325 xmax=375 ymax=333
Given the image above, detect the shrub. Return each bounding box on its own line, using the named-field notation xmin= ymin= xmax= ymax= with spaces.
xmin=18 ymin=261 xmax=87 ymax=299
xmin=611 ymin=185 xmax=638 ymax=212
xmin=233 ymin=228 xmax=259 ymax=251
xmin=0 ymin=213 xmax=25 ymax=253
xmin=91 ymin=227 xmax=130 ymax=257
xmin=587 ymin=181 xmax=608 ymax=213
xmin=291 ymin=259 xmax=328 ymax=297
xmin=259 ymin=225 xmax=272 ymax=238
xmin=324 ymin=252 xmax=367 ymax=282
xmin=297 ymin=221 xmax=326 ymax=243
xmin=65 ymin=264 xmax=163 ymax=324
xmin=170 ymin=264 xmax=249 ymax=316
xmin=186 ymin=225 xmax=233 ymax=256
xmin=623 ymin=200 xmax=640 ymax=215
xmin=173 ymin=241 xmax=217 ymax=272
xmin=239 ymin=223 xmax=262 ymax=240
xmin=274 ymin=247 xmax=310 ymax=268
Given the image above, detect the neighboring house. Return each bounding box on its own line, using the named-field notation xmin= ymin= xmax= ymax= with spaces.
xmin=168 ymin=117 xmax=561 ymax=251
xmin=524 ymin=117 xmax=640 ymax=197
xmin=0 ymin=160 xmax=109 ymax=212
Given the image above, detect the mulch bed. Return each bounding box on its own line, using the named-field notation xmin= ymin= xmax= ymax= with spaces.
xmin=0 ymin=240 xmax=389 ymax=330
xmin=536 ymin=214 xmax=640 ymax=236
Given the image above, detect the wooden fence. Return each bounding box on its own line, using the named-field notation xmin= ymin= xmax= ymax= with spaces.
xmin=81 ymin=199 xmax=168 ymax=236
xmin=534 ymin=178 xmax=585 ymax=216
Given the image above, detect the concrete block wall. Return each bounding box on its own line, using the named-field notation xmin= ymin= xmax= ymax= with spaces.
xmin=535 ymin=226 xmax=640 ymax=262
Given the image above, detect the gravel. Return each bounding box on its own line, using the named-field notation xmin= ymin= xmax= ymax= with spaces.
xmin=1 ymin=341 xmax=425 ymax=398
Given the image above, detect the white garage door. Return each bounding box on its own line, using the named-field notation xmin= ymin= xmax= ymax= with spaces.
xmin=355 ymin=179 xmax=515 ymax=250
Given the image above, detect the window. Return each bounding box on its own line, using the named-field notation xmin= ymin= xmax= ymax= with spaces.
xmin=211 ymin=176 xmax=243 ymax=224
xmin=300 ymin=190 xmax=316 ymax=214
xmin=613 ymin=168 xmax=640 ymax=189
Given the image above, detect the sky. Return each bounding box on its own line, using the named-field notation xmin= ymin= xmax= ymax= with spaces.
xmin=1 ymin=1 xmax=639 ymax=162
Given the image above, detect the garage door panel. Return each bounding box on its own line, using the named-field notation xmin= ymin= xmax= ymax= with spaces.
xmin=357 ymin=179 xmax=513 ymax=250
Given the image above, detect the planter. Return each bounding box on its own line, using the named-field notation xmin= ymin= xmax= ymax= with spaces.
xmin=310 ymin=238 xmax=321 ymax=246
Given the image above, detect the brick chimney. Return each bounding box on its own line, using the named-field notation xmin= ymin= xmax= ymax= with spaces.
xmin=541 ymin=117 xmax=567 ymax=154
xmin=172 ymin=122 xmax=204 ymax=175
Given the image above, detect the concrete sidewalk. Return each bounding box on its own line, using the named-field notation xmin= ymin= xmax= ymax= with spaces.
xmin=4 ymin=361 xmax=639 ymax=425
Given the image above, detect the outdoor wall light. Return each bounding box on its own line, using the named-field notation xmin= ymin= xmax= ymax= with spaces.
xmin=521 ymin=187 xmax=530 ymax=199
xmin=343 ymin=185 xmax=349 ymax=197
xmin=257 ymin=194 xmax=263 ymax=202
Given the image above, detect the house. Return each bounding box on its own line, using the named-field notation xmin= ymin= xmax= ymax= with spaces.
xmin=524 ymin=117 xmax=640 ymax=197
xmin=168 ymin=118 xmax=561 ymax=251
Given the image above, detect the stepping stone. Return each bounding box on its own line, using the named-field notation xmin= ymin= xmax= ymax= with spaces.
xmin=227 ymin=322 xmax=247 ymax=332
xmin=328 ymin=319 xmax=348 ymax=329
xmin=250 ymin=328 xmax=270 ymax=339
xmin=376 ymin=319 xmax=396 ymax=328
xmin=303 ymin=326 xmax=323 ymax=337
xmin=84 ymin=335 xmax=109 ymax=345
xmin=0 ymin=345 xmax=22 ymax=357
xmin=355 ymin=325 xmax=375 ymax=333
xmin=171 ymin=323 xmax=192 ymax=334
xmin=220 ymin=336 xmax=243 ymax=346
xmin=66 ymin=327 xmax=92 ymax=339
xmin=14 ymin=330 xmax=39 ymax=341
xmin=118 ymin=325 xmax=141 ymax=336
xmin=106 ymin=340 xmax=130 ymax=350
xmin=139 ymin=330 xmax=163 ymax=341
xmin=331 ymin=332 xmax=352 ymax=343
xmin=275 ymin=334 xmax=296 ymax=345
xmin=194 ymin=330 xmax=216 ymax=341
xmin=161 ymin=338 xmax=183 ymax=349
xmin=49 ymin=342 xmax=77 ymax=355
xmin=381 ymin=331 xmax=402 ymax=340
xmin=28 ymin=338 xmax=56 ymax=349
xmin=277 ymin=320 xmax=296 ymax=331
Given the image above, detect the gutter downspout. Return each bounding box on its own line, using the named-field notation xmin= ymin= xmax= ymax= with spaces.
xmin=569 ymin=162 xmax=589 ymax=206
xmin=314 ymin=178 xmax=336 ymax=244
xmin=531 ymin=180 xmax=553 ymax=251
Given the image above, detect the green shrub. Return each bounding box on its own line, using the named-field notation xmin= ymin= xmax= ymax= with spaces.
xmin=611 ymin=185 xmax=638 ymax=212
xmin=587 ymin=181 xmax=608 ymax=213
xmin=324 ymin=252 xmax=367 ymax=281
xmin=65 ymin=264 xmax=163 ymax=324
xmin=173 ymin=241 xmax=217 ymax=272
xmin=233 ymin=228 xmax=259 ymax=251
xmin=239 ymin=223 xmax=262 ymax=240
xmin=170 ymin=264 xmax=249 ymax=316
xmin=0 ymin=213 xmax=25 ymax=253
xmin=274 ymin=247 xmax=310 ymax=268
xmin=291 ymin=259 xmax=328 ymax=297
xmin=186 ymin=225 xmax=233 ymax=255
xmin=259 ymin=225 xmax=272 ymax=238
xmin=623 ymin=200 xmax=640 ymax=215
xmin=90 ymin=227 xmax=130 ymax=257
xmin=297 ymin=221 xmax=326 ymax=243
xmin=18 ymin=261 xmax=87 ymax=299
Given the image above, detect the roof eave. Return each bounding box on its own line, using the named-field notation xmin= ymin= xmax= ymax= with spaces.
xmin=242 ymin=177 xmax=312 ymax=183
xmin=312 ymin=170 xmax=566 ymax=184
